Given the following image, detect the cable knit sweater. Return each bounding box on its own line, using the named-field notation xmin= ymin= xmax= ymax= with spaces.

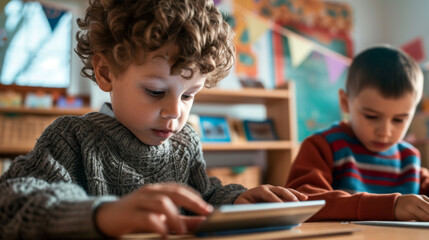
xmin=0 ymin=107 xmax=246 ymax=239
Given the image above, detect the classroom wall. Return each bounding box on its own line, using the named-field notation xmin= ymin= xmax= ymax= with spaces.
xmin=334 ymin=0 xmax=429 ymax=58
xmin=46 ymin=0 xmax=429 ymax=107
xmin=63 ymin=0 xmax=429 ymax=108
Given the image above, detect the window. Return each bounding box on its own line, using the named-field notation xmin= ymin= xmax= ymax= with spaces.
xmin=0 ymin=1 xmax=72 ymax=88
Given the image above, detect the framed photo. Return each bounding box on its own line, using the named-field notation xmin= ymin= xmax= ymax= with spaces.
xmin=242 ymin=119 xmax=278 ymax=141
xmin=239 ymin=78 xmax=265 ymax=89
xmin=229 ymin=118 xmax=247 ymax=142
xmin=199 ymin=115 xmax=232 ymax=142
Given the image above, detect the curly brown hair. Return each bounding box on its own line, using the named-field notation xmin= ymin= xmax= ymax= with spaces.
xmin=75 ymin=0 xmax=235 ymax=88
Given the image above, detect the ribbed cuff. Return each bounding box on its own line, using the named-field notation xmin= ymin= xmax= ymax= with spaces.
xmin=46 ymin=196 xmax=118 ymax=239
xmin=358 ymin=193 xmax=399 ymax=220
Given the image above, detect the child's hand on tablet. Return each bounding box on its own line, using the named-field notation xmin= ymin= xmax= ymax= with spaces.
xmin=95 ymin=183 xmax=213 ymax=238
xmin=234 ymin=185 xmax=308 ymax=204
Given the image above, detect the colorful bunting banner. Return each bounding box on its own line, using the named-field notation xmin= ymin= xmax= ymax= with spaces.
xmin=288 ymin=34 xmax=315 ymax=67
xmin=324 ymin=54 xmax=348 ymax=84
xmin=400 ymin=37 xmax=425 ymax=63
xmin=42 ymin=4 xmax=67 ymax=32
xmin=244 ymin=13 xmax=270 ymax=44
xmin=234 ymin=4 xmax=352 ymax=69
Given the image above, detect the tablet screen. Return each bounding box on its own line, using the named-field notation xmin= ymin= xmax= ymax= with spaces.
xmin=195 ymin=200 xmax=325 ymax=236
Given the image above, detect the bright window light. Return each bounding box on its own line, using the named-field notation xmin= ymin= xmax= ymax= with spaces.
xmin=0 ymin=0 xmax=72 ymax=88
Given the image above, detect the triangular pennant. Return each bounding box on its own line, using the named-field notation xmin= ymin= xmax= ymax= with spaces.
xmin=324 ymin=54 xmax=348 ymax=84
xmin=288 ymin=35 xmax=314 ymax=67
xmin=244 ymin=14 xmax=270 ymax=44
xmin=400 ymin=37 xmax=425 ymax=63
xmin=42 ymin=4 xmax=66 ymax=32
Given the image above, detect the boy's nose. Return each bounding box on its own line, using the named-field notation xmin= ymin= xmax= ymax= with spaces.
xmin=376 ymin=122 xmax=392 ymax=138
xmin=161 ymin=98 xmax=181 ymax=119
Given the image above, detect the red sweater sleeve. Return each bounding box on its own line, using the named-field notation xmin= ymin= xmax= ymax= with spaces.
xmin=419 ymin=167 xmax=429 ymax=195
xmin=286 ymin=134 xmax=399 ymax=221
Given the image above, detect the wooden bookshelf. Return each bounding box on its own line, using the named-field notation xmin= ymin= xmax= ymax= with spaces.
xmin=0 ymin=106 xmax=94 ymax=116
xmin=0 ymin=106 xmax=95 ymax=158
xmin=194 ymin=83 xmax=298 ymax=186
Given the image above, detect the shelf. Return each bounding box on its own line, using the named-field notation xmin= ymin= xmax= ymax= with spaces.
xmin=193 ymin=85 xmax=297 ymax=186
xmin=0 ymin=106 xmax=95 ymax=116
xmin=0 ymin=146 xmax=32 ymax=157
xmin=202 ymin=140 xmax=292 ymax=151
xmin=195 ymin=88 xmax=289 ymax=104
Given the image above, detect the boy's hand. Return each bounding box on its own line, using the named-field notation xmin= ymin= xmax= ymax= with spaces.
xmin=395 ymin=194 xmax=429 ymax=221
xmin=234 ymin=184 xmax=308 ymax=204
xmin=95 ymin=183 xmax=213 ymax=238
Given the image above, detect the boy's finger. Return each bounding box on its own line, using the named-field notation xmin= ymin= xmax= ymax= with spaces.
xmin=168 ymin=192 xmax=213 ymax=215
xmin=249 ymin=187 xmax=285 ymax=203
xmin=270 ymin=187 xmax=299 ymax=202
xmin=141 ymin=184 xmax=213 ymax=215
xmin=136 ymin=194 xmax=186 ymax=234
xmin=416 ymin=196 xmax=429 ymax=218
xmin=286 ymin=188 xmax=308 ymax=201
xmin=181 ymin=215 xmax=207 ymax=232
xmin=134 ymin=212 xmax=168 ymax=237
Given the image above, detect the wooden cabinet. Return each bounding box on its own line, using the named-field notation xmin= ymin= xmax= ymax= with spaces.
xmin=0 ymin=107 xmax=94 ymax=157
xmin=194 ymin=82 xmax=297 ymax=186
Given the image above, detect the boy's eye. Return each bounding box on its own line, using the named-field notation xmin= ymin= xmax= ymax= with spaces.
xmin=145 ymin=89 xmax=165 ymax=97
xmin=393 ymin=118 xmax=405 ymax=123
xmin=182 ymin=94 xmax=193 ymax=100
xmin=364 ymin=114 xmax=378 ymax=120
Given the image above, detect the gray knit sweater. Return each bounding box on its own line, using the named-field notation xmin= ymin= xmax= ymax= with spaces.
xmin=0 ymin=107 xmax=246 ymax=239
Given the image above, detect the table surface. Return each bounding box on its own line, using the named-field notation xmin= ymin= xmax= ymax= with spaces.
xmin=121 ymin=221 xmax=429 ymax=240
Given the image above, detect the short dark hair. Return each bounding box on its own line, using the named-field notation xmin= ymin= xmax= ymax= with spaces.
xmin=345 ymin=45 xmax=423 ymax=100
xmin=75 ymin=0 xmax=235 ymax=88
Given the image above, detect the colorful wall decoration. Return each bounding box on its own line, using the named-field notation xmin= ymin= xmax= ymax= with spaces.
xmin=216 ymin=0 xmax=354 ymax=141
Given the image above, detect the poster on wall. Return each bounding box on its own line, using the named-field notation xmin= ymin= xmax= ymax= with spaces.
xmin=215 ymin=0 xmax=353 ymax=141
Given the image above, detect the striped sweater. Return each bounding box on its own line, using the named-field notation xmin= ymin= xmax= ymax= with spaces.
xmin=286 ymin=121 xmax=429 ymax=221
xmin=321 ymin=122 xmax=420 ymax=194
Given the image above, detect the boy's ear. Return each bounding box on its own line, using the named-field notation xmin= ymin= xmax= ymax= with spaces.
xmin=338 ymin=89 xmax=350 ymax=113
xmin=92 ymin=54 xmax=113 ymax=92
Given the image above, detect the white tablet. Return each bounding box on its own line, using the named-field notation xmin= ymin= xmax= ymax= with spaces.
xmin=195 ymin=200 xmax=325 ymax=236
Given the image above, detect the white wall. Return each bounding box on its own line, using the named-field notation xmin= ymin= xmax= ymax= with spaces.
xmin=334 ymin=0 xmax=429 ymax=59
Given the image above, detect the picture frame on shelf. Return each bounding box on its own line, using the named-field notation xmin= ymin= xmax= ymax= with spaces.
xmin=242 ymin=119 xmax=278 ymax=141
xmin=199 ymin=115 xmax=232 ymax=143
xmin=229 ymin=118 xmax=247 ymax=142
xmin=239 ymin=78 xmax=265 ymax=89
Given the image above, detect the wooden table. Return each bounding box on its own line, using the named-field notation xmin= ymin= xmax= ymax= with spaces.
xmin=121 ymin=221 xmax=429 ymax=240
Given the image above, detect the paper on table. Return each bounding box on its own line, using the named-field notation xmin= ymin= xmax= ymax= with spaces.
xmin=352 ymin=221 xmax=429 ymax=228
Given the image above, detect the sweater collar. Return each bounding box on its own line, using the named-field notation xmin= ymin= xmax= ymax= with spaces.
xmin=99 ymin=102 xmax=115 ymax=118
xmin=87 ymin=103 xmax=171 ymax=153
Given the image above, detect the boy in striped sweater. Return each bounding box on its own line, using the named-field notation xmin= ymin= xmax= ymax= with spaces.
xmin=286 ymin=46 xmax=429 ymax=221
